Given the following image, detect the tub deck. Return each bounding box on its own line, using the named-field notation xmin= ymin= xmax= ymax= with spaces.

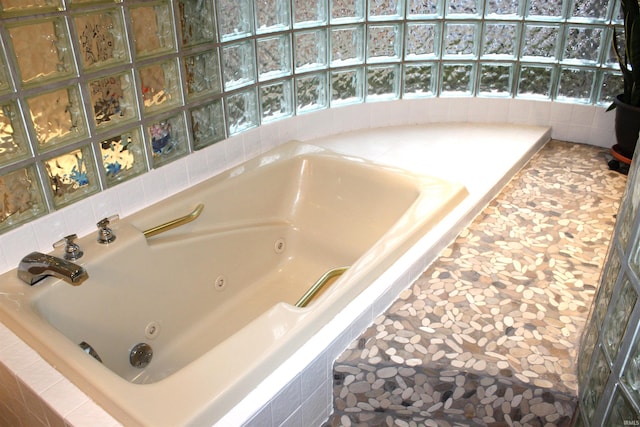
xmin=327 ymin=141 xmax=627 ymax=425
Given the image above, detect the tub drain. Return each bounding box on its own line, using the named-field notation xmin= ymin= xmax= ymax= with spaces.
xmin=129 ymin=343 xmax=153 ymax=368
xmin=79 ymin=341 xmax=102 ymax=363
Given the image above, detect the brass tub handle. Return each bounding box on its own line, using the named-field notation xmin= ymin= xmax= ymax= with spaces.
xmin=295 ymin=266 xmax=349 ymax=308
xmin=143 ymin=204 xmax=205 ymax=238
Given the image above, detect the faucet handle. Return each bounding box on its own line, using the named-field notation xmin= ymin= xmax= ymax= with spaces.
xmin=96 ymin=214 xmax=119 ymax=244
xmin=53 ymin=234 xmax=84 ymax=261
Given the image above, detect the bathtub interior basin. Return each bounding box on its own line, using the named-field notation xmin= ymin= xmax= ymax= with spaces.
xmin=0 ymin=141 xmax=467 ymax=426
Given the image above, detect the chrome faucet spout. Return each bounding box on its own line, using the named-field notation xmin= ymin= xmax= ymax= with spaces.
xmin=17 ymin=252 xmax=88 ymax=286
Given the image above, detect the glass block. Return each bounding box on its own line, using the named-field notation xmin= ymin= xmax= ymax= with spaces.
xmin=296 ymin=72 xmax=328 ymax=114
xmin=570 ymin=0 xmax=609 ymax=22
xmin=444 ymin=23 xmax=479 ymax=58
xmin=139 ymin=60 xmax=182 ymax=114
xmin=226 ymin=88 xmax=259 ymax=135
xmin=295 ymin=29 xmax=328 ymax=72
xmin=256 ymin=0 xmax=290 ymax=34
xmin=563 ymin=26 xmax=603 ymax=64
xmin=603 ymin=276 xmax=637 ymax=361
xmin=478 ymin=63 xmax=513 ymax=96
xmin=44 ymin=145 xmax=100 ymax=209
xmin=446 ymin=0 xmax=481 ymax=16
xmin=556 ymin=67 xmax=594 ymax=103
xmin=68 ymin=0 xmax=120 ymax=4
xmin=623 ymin=328 xmax=640 ymax=405
xmin=0 ymin=46 xmax=12 ymax=95
xmin=527 ymin=0 xmax=566 ymax=19
xmin=257 ymin=34 xmax=292 ymax=81
xmin=130 ymin=1 xmax=175 ymax=58
xmin=369 ymin=0 xmax=403 ymax=20
xmin=260 ymin=80 xmax=294 ymax=123
xmin=606 ymin=391 xmax=640 ymax=427
xmin=403 ymin=63 xmax=437 ymax=98
xmin=177 ymin=0 xmax=216 ymax=46
xmin=578 ymin=319 xmax=598 ymax=385
xmin=331 ymin=25 xmax=365 ymax=66
xmin=183 ymin=49 xmax=222 ymax=100
xmin=218 ymin=0 xmax=253 ymax=41
xmin=605 ymin=26 xmax=624 ymax=67
xmin=522 ymin=24 xmax=560 ymax=60
xmin=407 ymin=0 xmax=440 ymax=17
xmin=0 ymin=101 xmax=30 ymax=167
xmin=441 ymin=63 xmax=475 ymax=95
xmin=405 ymin=23 xmax=440 ymax=60
xmin=7 ymin=18 xmax=75 ymax=86
xmin=0 ymin=0 xmax=61 ymax=16
xmin=74 ymin=8 xmax=129 ymax=71
xmin=147 ymin=114 xmax=188 ymax=168
xmin=88 ymin=72 xmax=137 ymax=129
xmin=0 ymin=165 xmax=47 ymax=233
xmin=294 ymin=0 xmax=327 ymax=27
xmin=596 ymin=246 xmax=621 ymax=327
xmin=482 ymin=23 xmax=518 ymax=58
xmin=367 ymin=64 xmax=400 ymax=101
xmin=331 ymin=68 xmax=364 ymax=106
xmin=368 ymin=24 xmax=403 ymax=63
xmin=27 ymin=85 xmax=87 ymax=152
xmin=485 ymin=0 xmax=520 ymax=16
xmin=222 ymin=40 xmax=256 ymax=90
xmin=99 ymin=128 xmax=147 ymax=187
xmin=517 ymin=65 xmax=554 ymax=98
xmin=581 ymin=348 xmax=610 ymax=423
xmin=190 ymin=99 xmax=225 ymax=150
xmin=331 ymin=0 xmax=365 ymax=23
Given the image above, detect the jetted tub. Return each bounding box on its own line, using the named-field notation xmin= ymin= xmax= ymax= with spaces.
xmin=0 ymin=141 xmax=467 ymax=426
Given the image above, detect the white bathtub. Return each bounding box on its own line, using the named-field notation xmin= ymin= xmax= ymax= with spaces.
xmin=0 ymin=141 xmax=467 ymax=426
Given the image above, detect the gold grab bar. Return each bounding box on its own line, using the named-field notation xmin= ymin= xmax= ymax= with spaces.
xmin=295 ymin=266 xmax=349 ymax=308
xmin=143 ymin=204 xmax=205 ymax=238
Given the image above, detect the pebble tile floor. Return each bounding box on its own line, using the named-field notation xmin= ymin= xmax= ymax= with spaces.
xmin=324 ymin=141 xmax=628 ymax=427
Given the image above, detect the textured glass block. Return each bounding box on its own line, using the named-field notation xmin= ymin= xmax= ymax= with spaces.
xmin=256 ymin=0 xmax=290 ymax=34
xmin=485 ymin=0 xmax=520 ymax=16
xmin=74 ymin=8 xmax=128 ymax=71
xmin=603 ymin=277 xmax=637 ymax=361
xmin=408 ymin=0 xmax=440 ymax=17
xmin=570 ymin=0 xmax=609 ymax=22
xmin=444 ymin=23 xmax=478 ymax=57
xmin=556 ymin=67 xmax=594 ymax=103
xmin=178 ymin=0 xmax=216 ymax=46
xmin=130 ymin=2 xmax=175 ymax=58
xmin=88 ymin=72 xmax=137 ymax=129
xmin=0 ymin=47 xmax=10 ymax=95
xmin=331 ymin=0 xmax=365 ymax=23
xmin=226 ymin=88 xmax=259 ymax=135
xmin=331 ymin=25 xmax=365 ymax=66
xmin=405 ymin=23 xmax=439 ymax=60
xmin=0 ymin=101 xmax=30 ymax=167
xmin=147 ymin=114 xmax=188 ymax=168
xmin=44 ymin=145 xmax=100 ymax=208
xmin=68 ymin=0 xmax=120 ymax=4
xmin=622 ymin=331 xmax=640 ymax=404
xmin=596 ymin=246 xmax=621 ymax=326
xmin=447 ymin=0 xmax=481 ymax=16
xmin=581 ymin=348 xmax=610 ymax=423
xmin=218 ymin=0 xmax=253 ymax=41
xmin=27 ymin=85 xmax=87 ymax=151
xmin=367 ymin=65 xmax=400 ymax=101
xmin=605 ymin=26 xmax=624 ymax=67
xmin=139 ymin=60 xmax=182 ymax=114
xmin=0 ymin=165 xmax=47 ymax=233
xmin=403 ymin=63 xmax=437 ymax=98
xmin=624 ymin=165 xmax=640 ymax=253
xmin=563 ymin=26 xmax=603 ymax=64
xmin=522 ymin=24 xmax=560 ymax=60
xmin=295 ymin=29 xmax=328 ymax=72
xmin=0 ymin=0 xmax=61 ymax=15
xmin=296 ymin=72 xmax=328 ymax=113
xmin=605 ymin=391 xmax=639 ymax=427
xmin=222 ymin=40 xmax=256 ymax=90
xmin=369 ymin=0 xmax=403 ymax=20
xmin=99 ymin=128 xmax=147 ymax=187
xmin=368 ymin=24 xmax=402 ymax=63
xmin=479 ymin=64 xmax=513 ymax=96
xmin=527 ymin=0 xmax=565 ymax=19
xmin=260 ymin=80 xmax=294 ymax=123
xmin=183 ymin=49 xmax=222 ymax=100
xmin=294 ymin=0 xmax=327 ymax=27
xmin=331 ymin=68 xmax=364 ymax=106
xmin=441 ymin=63 xmax=474 ymax=95
xmin=517 ymin=65 xmax=553 ymax=98
xmin=257 ymin=35 xmax=292 ymax=81
xmin=482 ymin=23 xmax=518 ymax=57
xmin=7 ymin=18 xmax=75 ymax=86
xmin=578 ymin=320 xmax=598 ymax=385
xmin=190 ymin=99 xmax=225 ymax=150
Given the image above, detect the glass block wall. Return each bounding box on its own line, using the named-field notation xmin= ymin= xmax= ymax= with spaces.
xmin=577 ymin=144 xmax=640 ymax=425
xmin=0 ymin=0 xmax=625 ymax=235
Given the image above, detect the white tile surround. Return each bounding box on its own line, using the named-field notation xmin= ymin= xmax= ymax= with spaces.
xmin=0 ymin=98 xmax=615 ymax=427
